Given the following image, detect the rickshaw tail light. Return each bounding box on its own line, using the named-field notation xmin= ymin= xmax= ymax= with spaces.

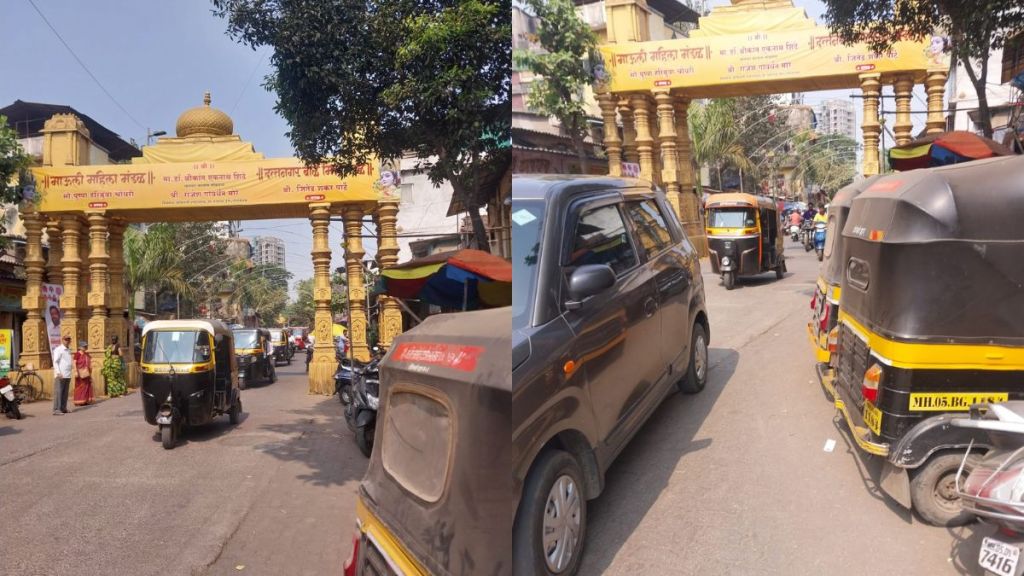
xmin=343 ymin=533 xmax=359 ymax=576
xmin=819 ymin=304 xmax=830 ymax=333
xmin=862 ymin=364 xmax=883 ymax=404
xmin=811 ymin=293 xmax=817 ymax=310
xmin=827 ymin=327 xmax=840 ymax=353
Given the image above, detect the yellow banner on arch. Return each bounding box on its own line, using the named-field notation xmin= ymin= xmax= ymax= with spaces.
xmin=595 ymin=27 xmax=945 ymax=94
xmin=31 ymin=157 xmax=388 ymax=213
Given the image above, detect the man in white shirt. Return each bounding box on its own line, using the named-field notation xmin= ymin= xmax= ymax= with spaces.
xmin=52 ymin=335 xmax=73 ymax=415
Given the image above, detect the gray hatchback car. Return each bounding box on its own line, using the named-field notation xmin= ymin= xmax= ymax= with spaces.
xmin=512 ymin=175 xmax=710 ymax=575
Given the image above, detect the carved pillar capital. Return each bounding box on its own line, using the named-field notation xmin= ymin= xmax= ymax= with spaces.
xmin=860 ymin=73 xmax=882 ymax=176
xmin=925 ymin=69 xmax=949 ymax=135
xmin=892 ymin=74 xmax=914 ymax=146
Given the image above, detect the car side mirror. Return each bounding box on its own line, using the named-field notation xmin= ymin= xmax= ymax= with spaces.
xmin=565 ymin=264 xmax=616 ymax=310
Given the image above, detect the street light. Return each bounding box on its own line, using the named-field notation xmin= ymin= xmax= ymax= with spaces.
xmin=146 ymin=129 xmax=167 ymax=146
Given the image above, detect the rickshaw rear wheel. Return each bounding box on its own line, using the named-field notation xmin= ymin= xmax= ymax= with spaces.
xmin=229 ymin=397 xmax=241 ymax=425
xmin=910 ymin=452 xmax=979 ymax=527
xmin=160 ymin=424 xmax=175 ymax=450
xmin=514 ymin=449 xmax=587 ymax=576
xmin=723 ymin=272 xmax=735 ymax=290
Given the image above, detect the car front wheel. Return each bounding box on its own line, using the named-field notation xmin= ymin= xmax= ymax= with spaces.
xmin=678 ymin=323 xmax=708 ymax=394
xmin=514 ymin=450 xmax=587 ymax=576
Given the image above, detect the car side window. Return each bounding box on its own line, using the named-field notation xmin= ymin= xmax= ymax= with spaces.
xmin=567 ymin=204 xmax=638 ymax=276
xmin=624 ymin=199 xmax=672 ymax=259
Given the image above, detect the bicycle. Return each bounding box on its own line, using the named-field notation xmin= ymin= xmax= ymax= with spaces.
xmin=13 ymin=364 xmax=44 ymax=403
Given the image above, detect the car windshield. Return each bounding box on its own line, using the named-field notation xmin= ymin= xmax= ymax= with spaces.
xmin=512 ymin=199 xmax=544 ymax=331
xmin=233 ymin=330 xmax=259 ymax=349
xmin=143 ymin=330 xmax=210 ymax=364
xmin=709 ymin=208 xmax=756 ymax=228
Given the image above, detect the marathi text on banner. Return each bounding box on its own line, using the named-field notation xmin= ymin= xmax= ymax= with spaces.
xmin=594 ymin=27 xmax=945 ymax=94
xmin=31 ymin=158 xmax=381 ymax=213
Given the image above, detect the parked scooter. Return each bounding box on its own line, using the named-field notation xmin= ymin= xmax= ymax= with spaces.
xmin=955 ymin=402 xmax=1024 ymax=576
xmin=1 ymin=379 xmax=22 ymax=420
xmin=813 ymin=221 xmax=827 ymax=261
xmin=344 ymin=345 xmax=384 ymax=457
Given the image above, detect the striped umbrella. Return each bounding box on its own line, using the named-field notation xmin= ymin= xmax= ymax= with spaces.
xmin=889 ymin=131 xmax=1014 ymax=171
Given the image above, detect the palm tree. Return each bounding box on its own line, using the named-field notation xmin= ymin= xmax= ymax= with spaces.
xmin=688 ymin=99 xmax=754 ymax=191
xmin=123 ymin=224 xmax=192 ymax=321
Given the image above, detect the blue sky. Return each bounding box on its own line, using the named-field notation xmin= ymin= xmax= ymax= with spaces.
xmin=0 ymin=0 xmax=361 ymax=290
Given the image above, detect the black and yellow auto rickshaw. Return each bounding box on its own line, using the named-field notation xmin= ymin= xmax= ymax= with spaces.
xmin=233 ymin=327 xmax=277 ymax=389
xmin=823 ymin=156 xmax=1024 ymax=527
xmin=344 ymin=308 xmax=510 ymax=576
xmin=269 ymin=328 xmax=292 ymax=366
xmin=140 ymin=319 xmax=241 ymax=449
xmin=705 ymin=193 xmax=785 ymax=289
xmin=807 ymin=176 xmax=881 ymax=369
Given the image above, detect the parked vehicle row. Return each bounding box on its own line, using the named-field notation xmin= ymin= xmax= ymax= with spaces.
xmin=814 ymin=156 xmax=1024 ymax=533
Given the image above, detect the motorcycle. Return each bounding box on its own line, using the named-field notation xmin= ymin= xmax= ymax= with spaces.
xmin=954 ymin=403 xmax=1024 ymax=576
xmin=801 ymin=220 xmax=815 ymax=252
xmin=345 ymin=346 xmax=383 ymax=458
xmin=790 ymin=223 xmax=800 ymax=242
xmin=813 ymin=221 xmax=827 ymax=261
xmin=1 ymin=379 xmax=22 ymax=420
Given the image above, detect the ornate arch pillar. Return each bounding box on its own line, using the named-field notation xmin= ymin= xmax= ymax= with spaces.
xmin=631 ymin=95 xmax=656 ymax=182
xmin=925 ymin=69 xmax=949 ymax=134
xmin=860 ymin=73 xmax=882 ymax=176
xmin=375 ymin=200 xmax=403 ymax=349
xmin=60 ymin=216 xmax=85 ymax=347
xmin=672 ymin=94 xmax=706 ymax=256
xmin=308 ymin=203 xmax=334 ymax=394
xmin=618 ymin=98 xmax=638 ymax=165
xmin=597 ymin=92 xmax=623 ymax=177
xmin=343 ymin=206 xmax=370 ymax=362
xmin=86 ymin=212 xmax=110 ymax=397
xmin=654 ymin=89 xmax=680 ymax=214
xmin=45 ymin=219 xmax=63 ymax=286
xmin=892 ymin=74 xmax=915 ymax=146
xmin=19 ymin=207 xmax=51 ymax=377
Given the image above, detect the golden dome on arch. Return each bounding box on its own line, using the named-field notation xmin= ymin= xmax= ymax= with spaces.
xmin=175 ymin=92 xmax=234 ymax=137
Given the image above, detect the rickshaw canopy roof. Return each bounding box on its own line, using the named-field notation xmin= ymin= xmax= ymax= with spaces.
xmin=706 ymin=192 xmax=777 ymax=211
xmin=142 ymin=319 xmax=233 ymax=339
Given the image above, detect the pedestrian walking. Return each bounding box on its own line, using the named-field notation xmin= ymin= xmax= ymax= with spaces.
xmin=73 ymin=341 xmax=94 ymax=406
xmin=52 ymin=335 xmax=72 ymax=415
xmin=102 ymin=335 xmax=127 ymax=398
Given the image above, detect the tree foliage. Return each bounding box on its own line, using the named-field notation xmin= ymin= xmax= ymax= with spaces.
xmin=822 ymin=0 xmax=1024 ymax=137
xmin=123 ymin=224 xmax=192 ymax=320
xmin=225 ymin=263 xmax=293 ymax=325
xmin=514 ymin=0 xmax=597 ymax=173
xmin=791 ymin=133 xmax=858 ymax=197
xmin=212 ymin=0 xmax=511 ymax=251
xmin=284 ymin=274 xmax=346 ymax=326
xmin=1 ymin=116 xmax=30 ymax=238
xmin=688 ymin=99 xmax=754 ymax=190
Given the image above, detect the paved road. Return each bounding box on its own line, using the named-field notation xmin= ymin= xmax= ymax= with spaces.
xmin=578 ymin=240 xmax=988 ymax=575
xmin=1 ymin=360 xmax=363 ymax=576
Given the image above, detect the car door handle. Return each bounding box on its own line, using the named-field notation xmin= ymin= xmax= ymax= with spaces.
xmin=643 ymin=297 xmax=658 ymax=317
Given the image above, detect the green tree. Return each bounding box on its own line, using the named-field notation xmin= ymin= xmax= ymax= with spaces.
xmin=285 ymin=275 xmax=347 ymax=326
xmin=796 ymin=134 xmax=858 ymax=196
xmin=513 ymin=0 xmax=597 ymax=173
xmin=688 ymin=99 xmax=754 ymax=190
xmin=224 ymin=262 xmax=292 ymax=326
xmin=1 ymin=116 xmax=30 ymax=237
xmin=822 ymin=0 xmax=1024 ymax=138
xmin=123 ymin=225 xmax=192 ymax=321
xmin=212 ymin=0 xmax=511 ymax=252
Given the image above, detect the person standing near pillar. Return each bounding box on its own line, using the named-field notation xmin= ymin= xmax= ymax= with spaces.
xmin=52 ymin=335 xmax=72 ymax=415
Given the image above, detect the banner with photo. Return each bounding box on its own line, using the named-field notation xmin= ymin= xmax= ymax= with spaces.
xmin=42 ymin=283 xmax=64 ymax=361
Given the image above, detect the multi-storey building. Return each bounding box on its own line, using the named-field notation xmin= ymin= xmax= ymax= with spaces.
xmin=812 ymin=98 xmax=857 ymax=141
xmin=252 ymin=236 xmax=286 ymax=268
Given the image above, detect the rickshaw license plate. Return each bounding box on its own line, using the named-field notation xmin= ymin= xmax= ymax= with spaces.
xmin=862 ymin=401 xmax=882 ymax=436
xmin=980 ymin=537 xmax=1020 ymax=576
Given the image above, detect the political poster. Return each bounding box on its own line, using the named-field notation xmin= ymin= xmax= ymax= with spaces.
xmin=42 ymin=283 xmax=64 ymax=361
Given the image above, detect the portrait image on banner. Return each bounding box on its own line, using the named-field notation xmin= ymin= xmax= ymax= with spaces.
xmin=42 ymin=283 xmax=64 ymax=360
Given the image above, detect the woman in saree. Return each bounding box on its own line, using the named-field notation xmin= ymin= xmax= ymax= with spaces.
xmin=102 ymin=335 xmax=127 ymax=397
xmin=73 ymin=341 xmax=94 ymax=406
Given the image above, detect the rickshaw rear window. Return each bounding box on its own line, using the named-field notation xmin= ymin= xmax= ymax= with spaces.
xmin=709 ymin=208 xmax=756 ymax=229
xmin=143 ymin=331 xmax=210 ymax=364
xmin=382 ymin=390 xmax=452 ymax=502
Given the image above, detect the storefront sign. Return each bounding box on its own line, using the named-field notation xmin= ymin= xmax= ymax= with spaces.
xmin=0 ymin=329 xmax=11 ymax=376
xmin=594 ymin=28 xmax=946 ymax=93
xmin=31 ymin=158 xmax=381 ymax=213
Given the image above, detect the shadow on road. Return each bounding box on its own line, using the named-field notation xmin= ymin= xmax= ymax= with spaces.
xmin=253 ymin=397 xmax=365 ymax=488
xmin=948 ymin=522 xmax=986 ymax=575
xmin=581 ymin=347 xmax=738 ymax=573
xmin=830 ymin=415 xmax=914 ymax=521
xmin=0 ymin=425 xmax=20 ymax=436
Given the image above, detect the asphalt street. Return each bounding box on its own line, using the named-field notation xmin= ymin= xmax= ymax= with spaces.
xmin=1 ymin=239 xmax=994 ymax=576
xmin=1 ymin=359 xmax=363 ymax=576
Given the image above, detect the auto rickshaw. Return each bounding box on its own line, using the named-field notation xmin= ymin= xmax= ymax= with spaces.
xmin=344 ymin=308 xmax=510 ymax=576
xmin=269 ymin=328 xmax=293 ymax=366
xmin=140 ymin=319 xmax=241 ymax=449
xmin=823 ymin=156 xmax=1024 ymax=527
xmin=705 ymin=193 xmax=785 ymax=289
xmin=233 ymin=327 xmax=277 ymax=389
xmin=807 ymin=176 xmax=881 ymax=369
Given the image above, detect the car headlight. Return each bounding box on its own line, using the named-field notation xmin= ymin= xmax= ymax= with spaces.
xmin=721 ymin=256 xmax=731 ymax=266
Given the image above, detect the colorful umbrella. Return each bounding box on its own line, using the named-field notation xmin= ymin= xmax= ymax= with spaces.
xmin=381 ymin=249 xmax=512 ymax=310
xmin=889 ymin=131 xmax=1014 ymax=171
